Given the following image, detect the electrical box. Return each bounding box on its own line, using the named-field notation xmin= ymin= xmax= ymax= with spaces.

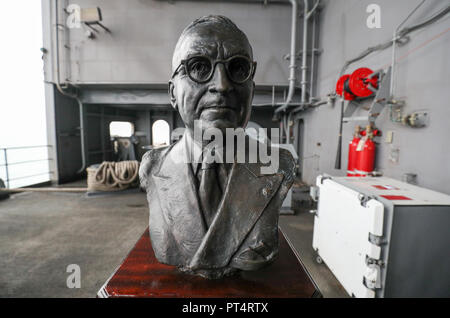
xmin=312 ymin=175 xmax=450 ymax=298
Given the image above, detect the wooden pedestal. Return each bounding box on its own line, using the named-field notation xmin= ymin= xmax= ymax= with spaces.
xmin=98 ymin=228 xmax=319 ymax=298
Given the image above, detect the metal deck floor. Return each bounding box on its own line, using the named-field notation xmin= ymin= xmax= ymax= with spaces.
xmin=0 ymin=180 xmax=148 ymax=297
xmin=0 ymin=180 xmax=347 ymax=297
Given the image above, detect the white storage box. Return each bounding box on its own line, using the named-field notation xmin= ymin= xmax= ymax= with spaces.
xmin=312 ymin=175 xmax=450 ymax=297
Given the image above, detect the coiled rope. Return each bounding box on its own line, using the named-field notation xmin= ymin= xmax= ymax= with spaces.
xmin=89 ymin=160 xmax=140 ymax=191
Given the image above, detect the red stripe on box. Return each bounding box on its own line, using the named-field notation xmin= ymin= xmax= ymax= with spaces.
xmin=373 ymin=185 xmax=389 ymax=190
xmin=380 ymin=195 xmax=412 ymax=200
xmin=373 ymin=185 xmax=399 ymax=190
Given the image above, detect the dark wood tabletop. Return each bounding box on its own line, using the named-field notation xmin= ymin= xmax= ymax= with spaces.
xmin=98 ymin=227 xmax=319 ymax=298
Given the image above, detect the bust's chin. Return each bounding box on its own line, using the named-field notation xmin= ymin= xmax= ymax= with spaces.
xmin=204 ymin=119 xmax=238 ymax=132
xmin=198 ymin=110 xmax=240 ymax=133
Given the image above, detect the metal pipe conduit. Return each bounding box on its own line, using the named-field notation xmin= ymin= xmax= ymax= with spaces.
xmin=390 ymin=0 xmax=426 ymax=99
xmin=281 ymin=0 xmax=300 ymax=143
xmin=338 ymin=3 xmax=450 ymax=80
xmin=275 ymin=0 xmax=300 ymax=114
xmin=300 ymin=0 xmax=309 ymax=106
xmin=280 ymin=0 xmax=299 ymax=115
xmin=275 ymin=0 xmax=320 ymax=114
xmin=53 ymin=0 xmax=86 ymax=174
xmin=309 ymin=0 xmax=319 ymax=103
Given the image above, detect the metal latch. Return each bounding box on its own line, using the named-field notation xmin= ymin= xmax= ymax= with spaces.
xmin=363 ymin=264 xmax=382 ymax=290
xmin=363 ymin=255 xmax=384 ymax=290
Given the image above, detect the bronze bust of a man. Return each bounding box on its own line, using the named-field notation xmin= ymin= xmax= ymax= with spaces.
xmin=139 ymin=15 xmax=294 ymax=279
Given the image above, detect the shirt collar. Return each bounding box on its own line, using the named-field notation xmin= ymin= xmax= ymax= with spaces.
xmin=184 ymin=131 xmax=232 ymax=175
xmin=184 ymin=131 xmax=203 ymax=175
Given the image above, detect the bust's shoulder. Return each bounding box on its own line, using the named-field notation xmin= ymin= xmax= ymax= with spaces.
xmin=141 ymin=145 xmax=170 ymax=164
xmin=258 ymin=141 xmax=296 ymax=170
xmin=274 ymin=146 xmax=296 ymax=185
xmin=139 ymin=144 xmax=172 ymax=188
xmin=248 ymin=140 xmax=296 ymax=182
xmin=277 ymin=147 xmax=295 ymax=172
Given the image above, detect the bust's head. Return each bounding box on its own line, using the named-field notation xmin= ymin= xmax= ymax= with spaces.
xmin=169 ymin=15 xmax=256 ymax=138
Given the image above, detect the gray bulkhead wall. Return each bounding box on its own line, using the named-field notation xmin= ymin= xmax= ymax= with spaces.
xmin=44 ymin=0 xmax=450 ymax=193
xmin=43 ymin=0 xmax=301 ymax=181
xmin=52 ymin=89 xmax=82 ymax=183
xmin=63 ymin=0 xmax=296 ymax=85
xmin=299 ymin=0 xmax=450 ymax=194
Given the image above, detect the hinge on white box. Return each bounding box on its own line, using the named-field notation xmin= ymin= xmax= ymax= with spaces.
xmin=365 ymin=255 xmax=384 ymax=267
xmin=368 ymin=233 xmax=386 ymax=246
xmin=358 ymin=194 xmax=375 ymax=207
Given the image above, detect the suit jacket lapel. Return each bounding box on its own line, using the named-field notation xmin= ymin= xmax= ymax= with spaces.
xmin=189 ymin=161 xmax=283 ymax=269
xmin=152 ymin=135 xmax=207 ymax=259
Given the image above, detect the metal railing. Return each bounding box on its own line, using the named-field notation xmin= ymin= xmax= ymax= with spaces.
xmin=0 ymin=145 xmax=54 ymax=188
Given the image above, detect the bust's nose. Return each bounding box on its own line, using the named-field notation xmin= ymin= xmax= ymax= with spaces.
xmin=208 ymin=63 xmax=234 ymax=94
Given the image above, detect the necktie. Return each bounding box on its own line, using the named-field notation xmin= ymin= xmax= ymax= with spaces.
xmin=197 ymin=161 xmax=228 ymax=227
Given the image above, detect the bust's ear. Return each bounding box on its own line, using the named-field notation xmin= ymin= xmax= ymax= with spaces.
xmin=252 ymin=81 xmax=255 ymax=100
xmin=168 ymin=80 xmax=177 ymax=111
xmin=251 ymin=62 xmax=257 ymax=99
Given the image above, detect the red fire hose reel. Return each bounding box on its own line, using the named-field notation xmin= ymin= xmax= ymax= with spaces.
xmin=336 ymin=67 xmax=379 ymax=100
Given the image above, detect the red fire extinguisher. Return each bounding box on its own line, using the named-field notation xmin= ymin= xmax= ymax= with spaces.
xmin=356 ymin=125 xmax=376 ymax=177
xmin=347 ymin=125 xmax=361 ymax=176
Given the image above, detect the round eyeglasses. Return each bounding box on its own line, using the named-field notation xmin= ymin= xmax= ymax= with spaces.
xmin=171 ymin=55 xmax=257 ymax=84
